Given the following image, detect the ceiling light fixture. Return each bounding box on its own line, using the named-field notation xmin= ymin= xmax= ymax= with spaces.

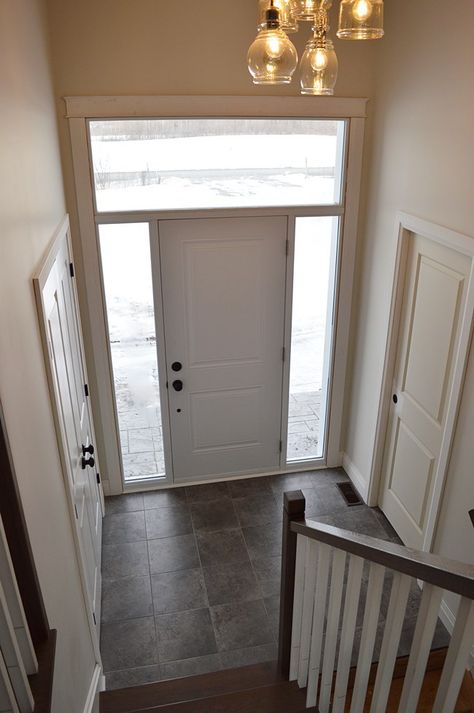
xmin=248 ymin=0 xmax=384 ymax=94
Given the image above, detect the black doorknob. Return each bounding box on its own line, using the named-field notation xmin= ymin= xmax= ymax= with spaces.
xmin=172 ymin=379 xmax=184 ymax=392
xmin=171 ymin=361 xmax=183 ymax=372
xmin=393 ymin=394 xmax=398 ymax=404
xmin=81 ymin=456 xmax=95 ymax=470
xmin=82 ymin=443 xmax=95 ymax=456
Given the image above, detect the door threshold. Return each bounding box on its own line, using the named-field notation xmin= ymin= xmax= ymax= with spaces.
xmin=121 ymin=461 xmax=332 ymax=494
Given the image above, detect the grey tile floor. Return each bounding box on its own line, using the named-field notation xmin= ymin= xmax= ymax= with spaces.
xmin=101 ymin=468 xmax=450 ymax=691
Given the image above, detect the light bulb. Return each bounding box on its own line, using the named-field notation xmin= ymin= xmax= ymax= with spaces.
xmin=352 ymin=0 xmax=373 ymax=22
xmin=311 ymin=47 xmax=329 ymax=71
xmin=266 ymin=34 xmax=285 ymax=59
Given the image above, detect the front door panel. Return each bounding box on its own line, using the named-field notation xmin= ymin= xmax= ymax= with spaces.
xmin=159 ymin=217 xmax=287 ymax=482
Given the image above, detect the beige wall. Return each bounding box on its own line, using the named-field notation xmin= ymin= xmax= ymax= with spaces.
xmin=344 ymin=0 xmax=474 ymax=578
xmin=0 ymin=1 xmax=97 ymax=711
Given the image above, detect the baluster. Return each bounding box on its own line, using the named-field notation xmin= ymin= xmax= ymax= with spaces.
xmin=306 ymin=542 xmax=331 ymax=708
xmin=0 ymin=649 xmax=19 ymax=713
xmin=319 ymin=548 xmax=347 ymax=713
xmin=432 ymin=597 xmax=474 ymax=713
xmin=298 ymin=538 xmax=319 ymax=687
xmin=289 ymin=534 xmax=307 ymax=681
xmin=349 ymin=562 xmax=385 ymax=713
xmin=369 ymin=571 xmax=412 ymax=713
xmin=332 ymin=554 xmax=365 ymax=713
xmin=0 ymin=580 xmax=34 ymax=713
xmin=397 ymin=582 xmax=443 ymax=713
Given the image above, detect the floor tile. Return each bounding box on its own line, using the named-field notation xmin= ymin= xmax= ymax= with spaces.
xmin=105 ymin=493 xmax=144 ymax=515
xmin=151 ymin=568 xmax=208 ymax=614
xmin=145 ymin=506 xmax=193 ymax=540
xmin=103 ymin=510 xmax=146 ymax=546
xmin=161 ymin=654 xmax=222 ymax=681
xmin=190 ymin=498 xmax=239 ymax=533
xmin=148 ymin=534 xmax=199 ymax=574
xmin=233 ymin=493 xmax=282 ymax=528
xmin=211 ymin=599 xmax=274 ymax=652
xmin=101 ymin=617 xmax=158 ymax=672
xmin=185 ymin=482 xmax=230 ymax=502
xmin=242 ymin=524 xmax=282 ymax=561
xmin=302 ymin=483 xmax=348 ymax=518
xmin=228 ymin=477 xmax=273 ymax=499
xmin=144 ymin=488 xmax=187 ymax=510
xmin=270 ymin=473 xmax=316 ymax=500
xmin=203 ymin=561 xmax=261 ymax=606
xmin=196 ymin=529 xmax=250 ymax=568
xmin=220 ymin=643 xmax=278 ymax=670
xmin=106 ymin=664 xmax=162 ymax=691
xmin=155 ymin=609 xmax=218 ymax=663
xmin=263 ymin=595 xmax=280 ymax=638
xmin=101 ymin=575 xmax=153 ymax=623
xmin=102 ymin=541 xmax=149 ymax=580
xmin=252 ymin=556 xmax=282 ymax=598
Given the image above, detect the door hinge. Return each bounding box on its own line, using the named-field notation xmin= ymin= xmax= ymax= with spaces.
xmin=74 ymin=504 xmax=78 ymax=519
xmin=285 ymin=239 xmax=289 ymax=256
xmin=279 ymin=440 xmax=283 ymax=453
xmin=84 ymin=383 xmax=89 ymax=397
xmin=69 ymin=262 xmax=75 ymax=278
xmin=93 ymin=612 xmax=97 ymax=626
xmin=282 ymin=346 xmax=286 ymax=362
xmin=96 ymin=472 xmax=101 ymax=485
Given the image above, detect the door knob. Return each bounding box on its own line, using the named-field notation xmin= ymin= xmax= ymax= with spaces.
xmin=82 ymin=443 xmax=95 ymax=456
xmin=172 ymin=379 xmax=184 ymax=392
xmin=392 ymin=394 xmax=398 ymax=404
xmin=171 ymin=361 xmax=183 ymax=372
xmin=81 ymin=456 xmax=95 ymax=470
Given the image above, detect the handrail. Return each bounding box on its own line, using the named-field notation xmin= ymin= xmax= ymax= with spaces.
xmin=291 ymin=518 xmax=474 ymax=600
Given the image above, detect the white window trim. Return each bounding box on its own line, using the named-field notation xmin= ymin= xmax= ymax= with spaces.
xmin=67 ymin=96 xmax=367 ymax=496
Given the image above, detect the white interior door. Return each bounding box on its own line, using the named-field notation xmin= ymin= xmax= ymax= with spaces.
xmin=380 ymin=232 xmax=472 ymax=548
xmin=35 ymin=220 xmax=103 ymax=633
xmin=159 ymin=216 xmax=288 ymax=482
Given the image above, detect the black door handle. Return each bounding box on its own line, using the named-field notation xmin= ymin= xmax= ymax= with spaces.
xmin=171 ymin=361 xmax=183 ymax=372
xmin=82 ymin=443 xmax=95 ymax=456
xmin=81 ymin=456 xmax=95 ymax=470
xmin=172 ymin=380 xmax=184 ymax=392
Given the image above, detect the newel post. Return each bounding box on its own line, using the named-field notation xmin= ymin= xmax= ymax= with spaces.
xmin=278 ymin=489 xmax=306 ymax=678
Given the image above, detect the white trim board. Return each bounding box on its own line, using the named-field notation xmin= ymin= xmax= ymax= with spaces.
xmin=82 ymin=664 xmax=103 ymax=713
xmin=341 ymin=453 xmax=369 ymax=503
xmin=367 ymin=212 xmax=474 ymax=552
xmin=64 ymin=95 xmax=368 ymax=119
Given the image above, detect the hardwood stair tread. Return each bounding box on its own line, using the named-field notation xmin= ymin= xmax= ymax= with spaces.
xmin=129 ymin=681 xmax=317 ymax=713
xmin=100 ymin=661 xmax=283 ymax=713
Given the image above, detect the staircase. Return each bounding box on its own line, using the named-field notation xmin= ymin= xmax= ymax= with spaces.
xmin=100 ymin=653 xmax=473 ymax=712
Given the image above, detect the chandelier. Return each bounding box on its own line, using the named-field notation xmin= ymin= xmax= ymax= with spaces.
xmin=247 ymin=0 xmax=384 ymax=94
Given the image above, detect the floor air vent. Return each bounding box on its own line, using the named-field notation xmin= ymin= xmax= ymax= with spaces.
xmin=337 ymin=481 xmax=362 ymax=506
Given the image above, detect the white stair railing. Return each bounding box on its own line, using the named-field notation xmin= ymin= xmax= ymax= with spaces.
xmin=0 ymin=515 xmax=37 ymax=713
xmin=279 ymin=491 xmax=474 ymax=713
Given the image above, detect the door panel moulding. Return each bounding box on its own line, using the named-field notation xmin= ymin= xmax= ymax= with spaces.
xmin=369 ymin=212 xmax=474 ymax=552
xmin=68 ymin=98 xmax=367 ymax=495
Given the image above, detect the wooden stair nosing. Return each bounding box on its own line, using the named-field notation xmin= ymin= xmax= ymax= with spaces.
xmin=100 ymin=661 xmax=283 ymax=713
xmin=126 ymin=681 xmax=318 ymax=713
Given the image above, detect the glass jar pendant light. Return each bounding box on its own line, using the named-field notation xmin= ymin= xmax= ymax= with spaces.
xmin=294 ymin=0 xmax=320 ymax=21
xmin=337 ymin=0 xmax=384 ymax=39
xmin=248 ymin=2 xmax=298 ymax=84
xmin=300 ymin=8 xmax=338 ymax=95
xmin=259 ymin=0 xmax=299 ymax=33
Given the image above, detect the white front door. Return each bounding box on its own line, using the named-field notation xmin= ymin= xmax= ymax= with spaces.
xmin=35 ymin=221 xmax=103 ymax=632
xmin=379 ymin=232 xmax=471 ymax=548
xmin=159 ymin=216 xmax=288 ymax=482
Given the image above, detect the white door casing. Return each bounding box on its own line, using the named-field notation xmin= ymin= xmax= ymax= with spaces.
xmin=159 ymin=216 xmax=288 ymax=482
xmin=34 ymin=216 xmax=103 ymax=654
xmin=378 ymin=216 xmax=474 ymax=550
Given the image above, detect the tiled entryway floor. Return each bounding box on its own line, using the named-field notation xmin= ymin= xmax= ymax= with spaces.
xmin=101 ymin=468 xmax=450 ymax=691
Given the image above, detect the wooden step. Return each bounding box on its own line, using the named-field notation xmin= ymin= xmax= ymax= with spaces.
xmin=129 ymin=681 xmax=317 ymax=713
xmin=100 ymin=661 xmax=283 ymax=713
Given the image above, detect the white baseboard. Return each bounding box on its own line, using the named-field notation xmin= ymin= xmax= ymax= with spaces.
xmin=83 ymin=664 xmax=103 ymax=713
xmin=341 ymin=453 xmax=369 ymax=503
xmin=439 ymin=598 xmax=474 ymax=672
